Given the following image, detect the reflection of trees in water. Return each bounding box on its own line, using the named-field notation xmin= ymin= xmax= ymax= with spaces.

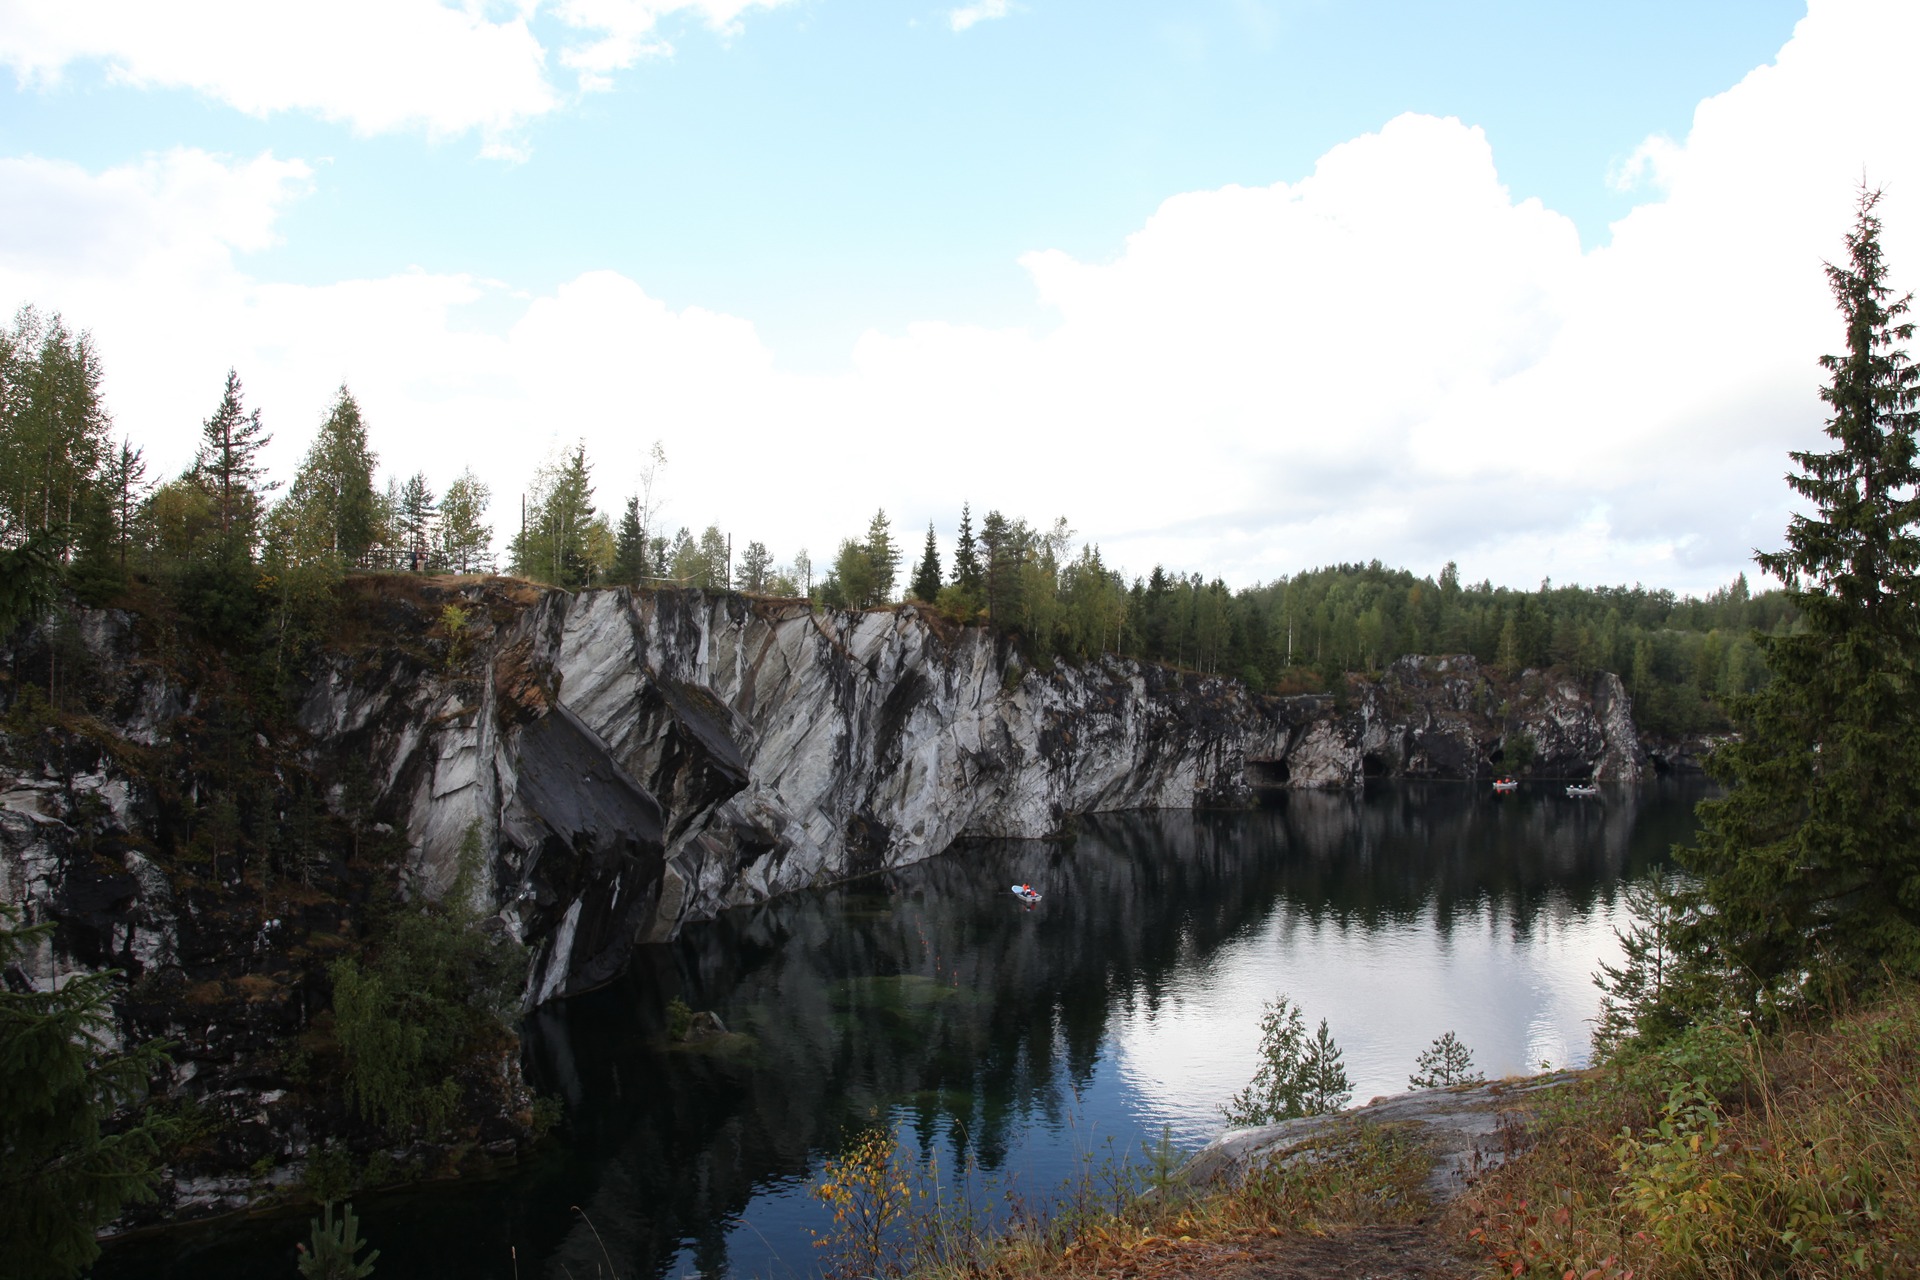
xmin=522 ymin=779 xmax=1711 ymax=1279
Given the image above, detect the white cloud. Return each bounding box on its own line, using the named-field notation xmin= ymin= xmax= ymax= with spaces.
xmin=1607 ymin=133 xmax=1682 ymax=194
xmin=4 ymin=0 xmax=1918 ymax=595
xmin=0 ymin=0 xmax=790 ymax=143
xmin=948 ymin=1 xmax=1012 ymax=34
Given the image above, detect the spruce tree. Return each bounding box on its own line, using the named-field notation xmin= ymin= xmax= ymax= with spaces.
xmin=280 ymin=388 xmax=378 ymax=569
xmin=100 ymin=437 xmax=151 ymax=570
xmin=865 ymin=509 xmax=899 ymax=603
xmin=614 ymin=496 xmax=646 ymax=585
xmin=1680 ymin=187 xmax=1920 ymax=1004
xmin=194 ymin=368 xmax=275 ymax=560
xmin=0 ymin=909 xmax=174 ymax=1278
xmin=951 ymin=502 xmax=981 ymax=593
xmin=910 ymin=522 xmax=941 ymax=603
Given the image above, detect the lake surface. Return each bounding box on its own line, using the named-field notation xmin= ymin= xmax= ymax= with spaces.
xmin=99 ymin=778 xmax=1710 ymax=1280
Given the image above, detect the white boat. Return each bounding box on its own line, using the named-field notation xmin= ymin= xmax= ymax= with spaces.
xmin=1491 ymin=777 xmax=1519 ymax=793
xmin=1011 ymin=883 xmax=1042 ymax=906
xmin=1566 ymin=783 xmax=1601 ymax=798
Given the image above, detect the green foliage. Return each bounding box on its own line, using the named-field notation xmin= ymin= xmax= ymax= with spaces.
xmin=1222 ymin=994 xmax=1352 ymax=1125
xmin=1592 ymin=869 xmax=1725 ymax=1056
xmin=298 ymin=1201 xmax=379 ymax=1279
xmin=1503 ymin=729 xmax=1538 ymax=775
xmin=1408 ymin=1031 xmax=1484 ymax=1089
xmin=909 ymin=522 xmax=941 ymax=603
xmin=275 ymin=387 xmax=380 ymax=571
xmin=0 ymin=306 xmax=110 ymax=560
xmin=510 ymin=442 xmax=597 ymax=588
xmin=433 ymin=469 xmax=494 ymax=574
xmin=735 ymin=538 xmax=774 ymax=593
xmin=666 ymin=996 xmax=693 ymax=1042
xmin=0 ymin=525 xmax=63 ymax=639
xmin=395 ymin=472 xmax=434 ymax=566
xmin=1678 ymin=188 xmax=1920 ymax=1011
xmin=329 ymin=823 xmax=526 ymax=1138
xmin=193 ymin=368 xmax=276 ymax=563
xmin=301 ymin=1141 xmax=358 ymax=1204
xmin=0 ymin=908 xmax=175 ymax=1279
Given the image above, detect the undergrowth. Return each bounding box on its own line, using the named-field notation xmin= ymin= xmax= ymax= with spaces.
xmin=1458 ymin=987 xmax=1920 ymax=1278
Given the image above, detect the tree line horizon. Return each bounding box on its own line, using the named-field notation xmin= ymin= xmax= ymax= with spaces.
xmin=1 ymin=303 xmax=1787 ymax=738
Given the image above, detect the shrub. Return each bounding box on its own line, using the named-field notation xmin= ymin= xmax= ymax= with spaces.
xmin=329 ymin=822 xmax=525 ymax=1138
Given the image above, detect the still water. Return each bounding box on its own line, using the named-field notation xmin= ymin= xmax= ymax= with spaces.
xmin=99 ymin=778 xmax=1709 ymax=1280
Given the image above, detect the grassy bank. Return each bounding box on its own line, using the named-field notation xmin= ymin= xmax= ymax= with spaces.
xmin=1457 ymin=985 xmax=1920 ymax=1278
xmin=809 ymin=983 xmax=1920 ymax=1280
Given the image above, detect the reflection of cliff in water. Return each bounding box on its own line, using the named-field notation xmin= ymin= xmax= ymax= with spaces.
xmin=518 ymin=779 xmax=1706 ymax=1279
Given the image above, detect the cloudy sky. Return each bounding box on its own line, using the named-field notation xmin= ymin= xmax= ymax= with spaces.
xmin=2 ymin=0 xmax=1914 ymax=595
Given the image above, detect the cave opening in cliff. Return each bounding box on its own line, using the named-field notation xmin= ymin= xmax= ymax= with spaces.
xmin=1361 ymin=751 xmax=1388 ymax=779
xmin=1245 ymin=758 xmax=1290 ymax=805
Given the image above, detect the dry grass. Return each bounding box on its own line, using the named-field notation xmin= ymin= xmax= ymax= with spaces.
xmin=1454 ymin=985 xmax=1920 ymax=1278
xmin=813 ymin=1118 xmax=1466 ymax=1280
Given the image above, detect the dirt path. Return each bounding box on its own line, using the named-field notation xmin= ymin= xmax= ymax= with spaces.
xmin=1084 ymin=1224 xmax=1475 ymax=1280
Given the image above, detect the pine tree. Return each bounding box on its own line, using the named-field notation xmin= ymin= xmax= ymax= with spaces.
xmin=1408 ymin=1031 xmax=1484 ymax=1089
xmin=735 ymin=539 xmax=774 ymax=593
xmin=1 ymin=909 xmax=175 ymax=1278
xmin=398 ymin=473 xmax=435 ymax=569
xmin=1680 ymin=187 xmax=1920 ymax=1005
xmin=194 ymin=368 xmax=275 ymax=560
xmin=1221 ymin=994 xmax=1350 ymax=1125
xmin=297 ymin=1201 xmax=379 ymax=1279
xmin=910 ymin=523 xmax=941 ymax=603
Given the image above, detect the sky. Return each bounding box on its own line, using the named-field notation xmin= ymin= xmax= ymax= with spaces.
xmin=1 ymin=0 xmax=1915 ymax=596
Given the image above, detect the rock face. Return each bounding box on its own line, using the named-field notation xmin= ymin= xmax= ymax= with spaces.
xmin=0 ymin=581 xmax=1649 ymax=1234
xmin=5 ymin=585 xmax=1648 ymax=1021
xmin=1272 ymin=655 xmax=1647 ymax=791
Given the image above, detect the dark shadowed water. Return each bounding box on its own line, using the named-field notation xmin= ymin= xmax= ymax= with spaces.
xmin=96 ymin=778 xmax=1710 ymax=1280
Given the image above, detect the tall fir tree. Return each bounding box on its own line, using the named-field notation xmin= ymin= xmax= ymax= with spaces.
xmin=910 ymin=522 xmax=942 ymax=603
xmin=1680 ymin=187 xmax=1920 ymax=1005
xmin=194 ymin=369 xmax=276 ymax=561
xmin=100 ymin=437 xmax=151 ymax=570
xmin=614 ymin=495 xmax=647 ymax=585
xmin=865 ymin=508 xmax=899 ymax=603
xmin=951 ymin=502 xmax=981 ymax=593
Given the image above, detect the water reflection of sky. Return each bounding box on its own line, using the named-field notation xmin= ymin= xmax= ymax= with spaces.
xmin=1113 ymin=893 xmax=1632 ymax=1147
xmin=665 ymin=781 xmax=1705 ymax=1280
